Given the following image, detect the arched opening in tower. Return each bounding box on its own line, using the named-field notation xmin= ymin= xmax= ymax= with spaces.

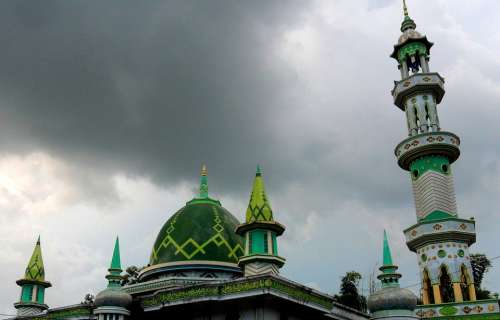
xmin=460 ymin=265 xmax=471 ymax=301
xmin=422 ymin=269 xmax=434 ymax=304
xmin=439 ymin=265 xmax=455 ymax=303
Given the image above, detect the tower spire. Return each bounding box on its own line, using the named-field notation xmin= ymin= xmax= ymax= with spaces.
xmin=15 ymin=236 xmax=51 ymax=316
xmin=236 ymin=166 xmax=286 ymax=276
xmin=245 ymin=165 xmax=273 ymax=222
xmin=199 ymin=164 xmax=208 ymax=198
xmin=106 ymin=237 xmax=123 ymax=288
xmin=377 ymin=232 xmax=401 ymax=288
xmin=382 ymin=230 xmax=393 ymax=266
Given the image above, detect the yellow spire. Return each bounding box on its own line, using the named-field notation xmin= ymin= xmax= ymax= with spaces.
xmin=24 ymin=236 xmax=45 ymax=281
xmin=245 ymin=165 xmax=274 ymax=222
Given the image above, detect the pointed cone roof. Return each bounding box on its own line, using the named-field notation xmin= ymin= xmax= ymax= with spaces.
xmin=106 ymin=237 xmax=123 ymax=288
xmin=110 ymin=237 xmax=121 ymax=270
xmin=199 ymin=164 xmax=209 ymax=198
xmin=24 ymin=236 xmax=45 ymax=282
xmin=378 ymin=231 xmax=401 ymax=287
xmin=383 ymin=230 xmax=393 ymax=266
xmin=245 ymin=165 xmax=274 ymax=222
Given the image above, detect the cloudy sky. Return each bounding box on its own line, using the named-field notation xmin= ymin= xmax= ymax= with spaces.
xmin=1 ymin=0 xmax=500 ymax=315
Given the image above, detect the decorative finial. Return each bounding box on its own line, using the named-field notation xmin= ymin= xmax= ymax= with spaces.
xmin=256 ymin=164 xmax=262 ymax=176
xmin=199 ymin=164 xmax=209 ymax=198
xmin=37 ymin=235 xmax=41 ymax=245
xmin=403 ymin=0 xmax=408 ymax=17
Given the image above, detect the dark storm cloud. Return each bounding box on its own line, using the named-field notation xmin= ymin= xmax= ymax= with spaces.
xmin=0 ymin=0 xmax=314 ymax=193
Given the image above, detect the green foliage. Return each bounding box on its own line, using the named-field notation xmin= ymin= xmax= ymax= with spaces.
xmin=334 ymin=271 xmax=367 ymax=313
xmin=470 ymin=253 xmax=495 ymax=299
xmin=470 ymin=254 xmax=491 ymax=290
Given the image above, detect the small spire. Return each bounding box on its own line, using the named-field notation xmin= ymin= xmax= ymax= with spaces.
xmin=110 ymin=237 xmax=121 ymax=270
xmin=383 ymin=230 xmax=394 ymax=266
xmin=245 ymin=165 xmax=273 ymax=222
xmin=24 ymin=236 xmax=45 ymax=281
xmin=199 ymin=164 xmax=209 ymax=198
xmin=403 ymin=0 xmax=408 ymax=17
xmin=106 ymin=237 xmax=123 ymax=288
xmin=378 ymin=231 xmax=401 ymax=287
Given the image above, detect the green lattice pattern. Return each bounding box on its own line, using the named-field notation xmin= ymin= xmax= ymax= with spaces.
xmin=24 ymin=238 xmax=45 ymax=281
xmin=150 ymin=200 xmax=244 ymax=265
xmin=245 ymin=168 xmax=274 ymax=222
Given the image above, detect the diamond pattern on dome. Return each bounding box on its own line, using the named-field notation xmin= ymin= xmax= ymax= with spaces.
xmin=150 ymin=201 xmax=244 ymax=265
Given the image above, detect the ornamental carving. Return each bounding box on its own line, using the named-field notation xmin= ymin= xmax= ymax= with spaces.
xmin=459 ymin=223 xmax=467 ymax=230
xmin=411 ymin=230 xmax=417 ymax=237
xmin=488 ymin=304 xmax=496 ymax=312
xmin=423 ymin=76 xmax=431 ymax=82
xmin=433 ymin=224 xmax=443 ymax=231
xmin=463 ymin=306 xmax=472 ymax=314
xmin=427 ymin=136 xmax=435 ymax=142
xmin=475 ymin=305 xmax=484 ymax=313
xmin=437 ymin=136 xmax=444 ymax=142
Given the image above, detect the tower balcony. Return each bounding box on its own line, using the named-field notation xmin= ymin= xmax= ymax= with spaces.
xmin=395 ymin=131 xmax=460 ymax=170
xmin=404 ymin=217 xmax=476 ymax=252
xmin=392 ymin=72 xmax=445 ymax=110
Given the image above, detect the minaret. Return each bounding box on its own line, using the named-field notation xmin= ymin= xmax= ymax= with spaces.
xmin=94 ymin=237 xmax=132 ymax=320
xmin=14 ymin=236 xmax=51 ymax=316
xmin=390 ymin=1 xmax=476 ymax=304
xmin=367 ymin=231 xmax=417 ymax=319
xmin=236 ymin=165 xmax=285 ymax=276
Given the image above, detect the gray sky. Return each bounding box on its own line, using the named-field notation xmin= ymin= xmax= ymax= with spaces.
xmin=1 ymin=0 xmax=499 ymax=315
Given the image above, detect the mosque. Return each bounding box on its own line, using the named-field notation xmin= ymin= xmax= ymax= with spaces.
xmin=7 ymin=2 xmax=500 ymax=320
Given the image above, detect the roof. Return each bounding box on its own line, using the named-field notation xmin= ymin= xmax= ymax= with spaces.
xmin=245 ymin=165 xmax=274 ymax=222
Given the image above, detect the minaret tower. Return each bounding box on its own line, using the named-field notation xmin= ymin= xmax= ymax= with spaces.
xmin=390 ymin=1 xmax=476 ymax=304
xmin=14 ymin=236 xmax=51 ymax=316
xmin=236 ymin=165 xmax=285 ymax=276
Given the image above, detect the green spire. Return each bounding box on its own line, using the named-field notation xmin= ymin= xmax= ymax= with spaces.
xmin=245 ymin=165 xmax=273 ymax=222
xmin=106 ymin=237 xmax=123 ymax=288
xmin=110 ymin=237 xmax=121 ymax=270
xmin=378 ymin=231 xmax=401 ymax=288
xmin=24 ymin=236 xmax=45 ymax=282
xmin=199 ymin=164 xmax=208 ymax=198
xmin=383 ymin=230 xmax=393 ymax=266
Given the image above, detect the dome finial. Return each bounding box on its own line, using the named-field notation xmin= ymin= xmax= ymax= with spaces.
xmin=199 ymin=164 xmax=209 ymax=198
xmin=403 ymin=0 xmax=409 ymax=17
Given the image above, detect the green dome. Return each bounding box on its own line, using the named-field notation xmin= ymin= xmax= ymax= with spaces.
xmin=149 ymin=198 xmax=245 ymax=267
